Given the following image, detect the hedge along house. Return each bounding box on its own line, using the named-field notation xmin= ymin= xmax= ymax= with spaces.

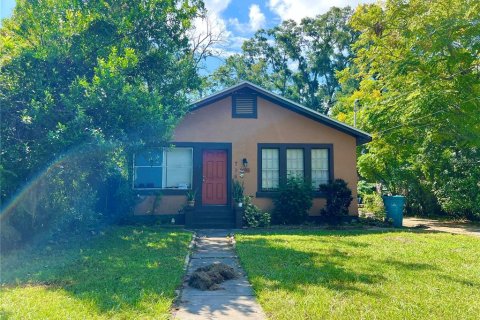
xmin=132 ymin=81 xmax=372 ymax=227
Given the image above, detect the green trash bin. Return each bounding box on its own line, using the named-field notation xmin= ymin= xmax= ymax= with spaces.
xmin=382 ymin=195 xmax=405 ymax=227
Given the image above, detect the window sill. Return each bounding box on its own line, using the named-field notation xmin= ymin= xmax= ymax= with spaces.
xmin=134 ymin=189 xmax=190 ymax=196
xmin=255 ymin=191 xmax=327 ymax=198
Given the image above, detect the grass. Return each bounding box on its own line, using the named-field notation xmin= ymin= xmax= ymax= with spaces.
xmin=0 ymin=226 xmax=192 ymax=319
xmin=235 ymin=229 xmax=480 ymax=320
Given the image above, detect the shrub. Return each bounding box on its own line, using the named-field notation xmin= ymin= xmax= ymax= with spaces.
xmin=363 ymin=193 xmax=386 ymax=219
xmin=357 ymin=180 xmax=376 ymax=203
xmin=243 ymin=196 xmax=270 ymax=228
xmin=404 ymin=180 xmax=443 ymax=217
xmin=0 ymin=222 xmax=22 ymax=251
xmin=0 ymin=146 xmax=113 ymax=252
xmin=320 ymin=179 xmax=353 ymax=223
xmin=357 ymin=216 xmax=393 ymax=228
xmin=0 ymin=170 xmax=99 ymax=252
xmin=103 ymin=174 xmax=138 ymax=223
xmin=273 ymin=177 xmax=313 ymax=225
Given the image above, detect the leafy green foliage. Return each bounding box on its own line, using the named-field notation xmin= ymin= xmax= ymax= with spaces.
xmin=334 ymin=0 xmax=480 ymax=219
xmin=211 ymin=7 xmax=357 ymax=113
xmin=357 ymin=180 xmax=376 ymax=199
xmin=319 ymin=179 xmax=353 ymax=221
xmin=186 ymin=189 xmax=196 ymax=202
xmin=0 ymin=0 xmax=205 ymax=248
xmin=273 ymin=177 xmax=313 ymax=224
xmin=232 ymin=179 xmax=245 ymax=203
xmin=362 ymin=193 xmax=386 ymax=220
xmin=357 ymin=181 xmax=385 ymax=220
xmin=1 ymin=145 xmax=104 ymax=251
xmin=243 ymin=196 xmax=271 ymax=228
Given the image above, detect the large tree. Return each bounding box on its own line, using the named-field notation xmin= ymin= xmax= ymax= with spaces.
xmin=0 ymin=0 xmax=205 ymax=200
xmin=211 ymin=7 xmax=357 ymax=114
xmin=0 ymin=0 xmax=207 ymax=248
xmin=334 ymin=0 xmax=480 ymax=218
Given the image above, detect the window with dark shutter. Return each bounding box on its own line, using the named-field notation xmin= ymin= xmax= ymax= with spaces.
xmin=232 ymin=94 xmax=257 ymax=118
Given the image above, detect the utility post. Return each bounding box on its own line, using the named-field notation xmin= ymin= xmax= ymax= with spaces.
xmin=353 ymin=99 xmax=360 ymax=127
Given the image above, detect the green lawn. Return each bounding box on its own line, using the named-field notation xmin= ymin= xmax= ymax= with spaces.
xmin=236 ymin=230 xmax=480 ymax=320
xmin=0 ymin=226 xmax=192 ymax=319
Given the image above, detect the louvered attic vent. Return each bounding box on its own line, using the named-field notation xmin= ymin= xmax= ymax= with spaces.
xmin=232 ymin=94 xmax=257 ymax=118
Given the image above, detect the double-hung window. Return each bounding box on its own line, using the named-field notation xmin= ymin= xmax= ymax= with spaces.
xmin=261 ymin=148 xmax=280 ymax=190
xmin=286 ymin=149 xmax=304 ymax=179
xmin=258 ymin=144 xmax=332 ymax=193
xmin=311 ymin=149 xmax=329 ymax=188
xmin=133 ymin=147 xmax=193 ymax=190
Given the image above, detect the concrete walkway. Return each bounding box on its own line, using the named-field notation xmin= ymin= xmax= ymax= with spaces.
xmin=174 ymin=230 xmax=266 ymax=320
xmin=403 ymin=217 xmax=480 ymax=237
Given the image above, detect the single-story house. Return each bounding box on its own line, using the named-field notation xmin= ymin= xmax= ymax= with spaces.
xmin=132 ymin=81 xmax=372 ymax=227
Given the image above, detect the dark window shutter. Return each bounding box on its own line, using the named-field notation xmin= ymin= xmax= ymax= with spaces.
xmin=232 ymin=94 xmax=257 ymax=118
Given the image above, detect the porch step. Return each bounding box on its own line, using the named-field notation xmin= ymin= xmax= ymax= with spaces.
xmin=192 ymin=214 xmax=234 ymax=222
xmin=193 ymin=211 xmax=235 ymax=219
xmin=190 ymin=222 xmax=236 ymax=229
xmin=188 ymin=207 xmax=236 ymax=229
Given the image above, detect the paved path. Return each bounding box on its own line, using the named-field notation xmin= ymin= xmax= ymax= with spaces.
xmin=174 ymin=230 xmax=266 ymax=320
xmin=403 ymin=217 xmax=480 ymax=237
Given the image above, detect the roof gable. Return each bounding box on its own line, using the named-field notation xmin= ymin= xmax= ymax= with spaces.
xmin=189 ymin=81 xmax=372 ymax=145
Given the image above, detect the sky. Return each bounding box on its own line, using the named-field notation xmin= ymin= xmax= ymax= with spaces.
xmin=0 ymin=0 xmax=375 ymax=71
xmin=194 ymin=0 xmax=376 ymax=71
xmin=0 ymin=0 xmax=15 ymax=21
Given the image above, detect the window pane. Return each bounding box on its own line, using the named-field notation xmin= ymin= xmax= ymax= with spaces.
xmin=133 ymin=150 xmax=162 ymax=189
xmin=163 ymin=148 xmax=193 ymax=189
xmin=135 ymin=150 xmax=163 ymax=166
xmin=165 ymin=148 xmax=193 ymax=167
xmin=311 ymin=149 xmax=329 ymax=189
xmin=261 ymin=148 xmax=279 ymax=190
xmin=134 ymin=167 xmax=162 ymax=188
xmin=287 ymin=149 xmax=304 ymax=179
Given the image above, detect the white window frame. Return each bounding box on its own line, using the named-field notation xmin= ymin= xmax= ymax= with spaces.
xmin=133 ymin=147 xmax=193 ymax=190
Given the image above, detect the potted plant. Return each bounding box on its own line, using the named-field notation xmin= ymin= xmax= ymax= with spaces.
xmin=186 ymin=189 xmax=197 ymax=207
xmin=232 ymin=179 xmax=244 ymax=207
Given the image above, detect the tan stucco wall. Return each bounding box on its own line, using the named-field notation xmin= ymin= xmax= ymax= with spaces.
xmin=134 ymin=195 xmax=187 ymax=215
xmin=146 ymin=96 xmax=357 ymax=217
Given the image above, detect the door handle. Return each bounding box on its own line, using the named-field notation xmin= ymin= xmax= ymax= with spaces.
xmin=202 ymin=176 xmax=206 ymax=182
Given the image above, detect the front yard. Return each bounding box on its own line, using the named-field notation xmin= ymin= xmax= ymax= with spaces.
xmin=236 ymin=230 xmax=480 ymax=319
xmin=0 ymin=226 xmax=192 ymax=319
xmin=3 ymin=226 xmax=479 ymax=319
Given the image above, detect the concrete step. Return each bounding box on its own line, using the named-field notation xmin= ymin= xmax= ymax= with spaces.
xmin=190 ymin=222 xmax=236 ymax=229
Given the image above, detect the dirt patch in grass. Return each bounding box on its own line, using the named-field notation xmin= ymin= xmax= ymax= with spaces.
xmin=188 ymin=263 xmax=237 ymax=290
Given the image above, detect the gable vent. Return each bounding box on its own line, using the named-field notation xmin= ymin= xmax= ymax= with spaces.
xmin=233 ymin=94 xmax=257 ymax=118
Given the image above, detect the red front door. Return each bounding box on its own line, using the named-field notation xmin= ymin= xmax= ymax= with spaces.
xmin=202 ymin=150 xmax=227 ymax=205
